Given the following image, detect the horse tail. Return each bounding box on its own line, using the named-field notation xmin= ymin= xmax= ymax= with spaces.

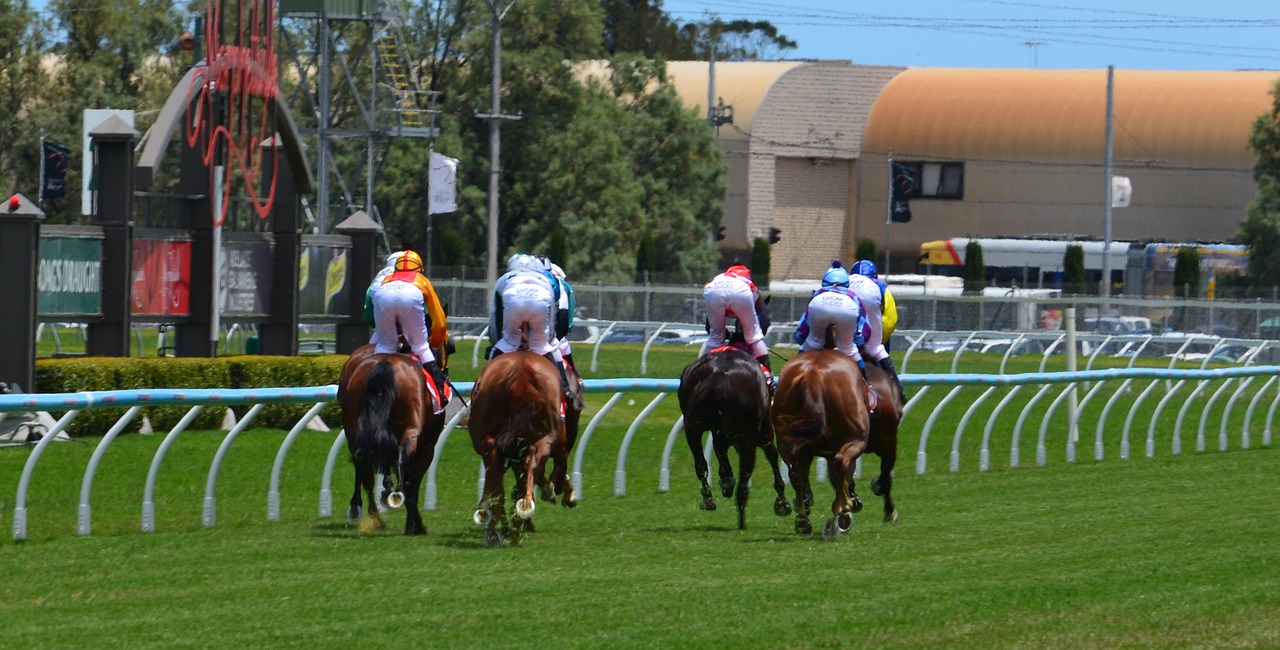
xmin=687 ymin=366 xmax=731 ymax=430
xmin=357 ymin=360 xmax=400 ymax=473
xmin=494 ymin=358 xmax=546 ymax=451
xmin=777 ymin=371 xmax=827 ymax=440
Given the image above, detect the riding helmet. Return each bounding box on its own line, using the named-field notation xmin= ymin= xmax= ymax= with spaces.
xmin=821 ymin=266 xmax=851 ymax=288
xmin=395 ymin=250 xmax=424 ymax=272
xmin=724 ymin=264 xmax=752 ymax=280
xmin=507 ymin=253 xmax=540 ymax=272
xmin=852 ymin=259 xmax=878 ymax=278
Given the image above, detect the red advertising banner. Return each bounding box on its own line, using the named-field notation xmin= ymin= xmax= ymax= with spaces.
xmin=132 ymin=239 xmax=192 ymax=316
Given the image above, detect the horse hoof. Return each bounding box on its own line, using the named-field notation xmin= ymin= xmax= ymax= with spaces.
xmin=699 ymin=498 xmax=717 ymax=511
xmin=346 ymin=505 xmax=362 ymax=523
xmin=822 ymin=519 xmax=839 ymax=540
xmin=515 ymin=498 xmax=535 ymax=520
xmin=774 ymin=498 xmax=792 ymax=517
xmin=719 ymin=477 xmax=735 ymax=499
xmin=473 ymin=509 xmax=493 ymax=526
xmin=837 ymin=512 xmax=854 ymax=533
xmin=386 ymin=491 xmax=405 ymax=509
xmin=795 ymin=518 xmax=812 ymax=535
xmin=871 ymin=477 xmax=885 ymax=496
xmin=850 ymin=496 xmax=864 ymax=513
xmin=483 ymin=527 xmax=503 ymax=548
xmin=885 ymin=510 xmax=900 ymax=524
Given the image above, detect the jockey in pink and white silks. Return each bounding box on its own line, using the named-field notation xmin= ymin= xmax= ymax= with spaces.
xmin=850 ymin=259 xmax=906 ymax=399
xmin=487 ymin=253 xmax=583 ymax=409
xmin=702 ymin=264 xmax=774 ymax=382
xmin=793 ymin=263 xmax=869 ymax=377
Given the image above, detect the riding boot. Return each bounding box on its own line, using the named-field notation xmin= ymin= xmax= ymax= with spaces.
xmin=755 ymin=354 xmax=775 ymax=393
xmin=423 ymin=360 xmax=449 ymax=407
xmin=878 ymin=356 xmax=906 ymax=401
xmin=545 ymin=353 xmax=584 ymax=410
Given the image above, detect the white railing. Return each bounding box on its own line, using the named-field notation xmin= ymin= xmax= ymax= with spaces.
xmin=5 ymin=367 xmax=1277 ymax=540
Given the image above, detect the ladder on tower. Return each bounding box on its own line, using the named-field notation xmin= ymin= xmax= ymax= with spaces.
xmin=374 ymin=2 xmax=438 ymax=134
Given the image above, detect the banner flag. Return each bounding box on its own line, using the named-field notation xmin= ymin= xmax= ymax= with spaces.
xmin=40 ymin=141 xmax=71 ymax=201
xmin=1111 ymin=175 xmax=1132 ymax=208
xmin=428 ymin=152 xmax=459 ymax=214
xmin=889 ymin=161 xmax=915 ymax=223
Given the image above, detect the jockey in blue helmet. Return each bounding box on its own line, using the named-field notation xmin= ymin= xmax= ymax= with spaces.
xmin=849 ymin=258 xmax=906 ymax=400
xmin=795 ymin=261 xmax=869 ymax=378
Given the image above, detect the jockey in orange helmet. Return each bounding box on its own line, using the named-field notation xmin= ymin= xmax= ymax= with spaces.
xmin=365 ymin=250 xmax=449 ymax=404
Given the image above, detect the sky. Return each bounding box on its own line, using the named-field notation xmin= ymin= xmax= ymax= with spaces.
xmin=661 ymin=0 xmax=1280 ymax=71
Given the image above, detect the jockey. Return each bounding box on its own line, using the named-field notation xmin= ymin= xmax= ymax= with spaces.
xmin=547 ymin=260 xmax=577 ymax=372
xmin=850 ymin=259 xmax=905 ymax=399
xmin=488 ymin=253 xmax=584 ymax=410
xmin=793 ymin=262 xmax=869 ymax=378
xmin=365 ymin=251 xmax=404 ymax=349
xmin=367 ymin=250 xmax=449 ymax=405
xmin=703 ymin=263 xmax=774 ymax=384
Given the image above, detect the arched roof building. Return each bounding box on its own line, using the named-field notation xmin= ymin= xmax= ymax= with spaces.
xmin=666 ymin=63 xmax=1278 ymax=281
xmin=857 ymin=68 xmax=1279 ymax=273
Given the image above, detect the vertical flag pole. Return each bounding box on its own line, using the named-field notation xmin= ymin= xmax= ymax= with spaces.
xmin=212 ymin=165 xmax=223 ymax=353
xmin=884 ymin=151 xmax=893 ymax=274
xmin=38 ymin=135 xmax=45 ymax=204
xmin=1102 ymin=65 xmax=1115 ymax=301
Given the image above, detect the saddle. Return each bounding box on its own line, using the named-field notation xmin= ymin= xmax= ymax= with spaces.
xmin=706 ymin=344 xmax=774 ymax=394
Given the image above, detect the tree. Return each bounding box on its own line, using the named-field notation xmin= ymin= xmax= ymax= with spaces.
xmin=751 ymin=237 xmax=771 ymax=287
xmin=1238 ymin=79 xmax=1280 ymax=288
xmin=962 ymin=240 xmax=985 ymax=293
xmin=1063 ymin=244 xmax=1086 ymax=295
xmin=1173 ymin=247 xmax=1201 ymax=297
xmin=0 ymin=0 xmax=48 ymax=198
xmin=855 ymin=238 xmax=878 ymax=267
xmin=634 ymin=228 xmax=657 ymax=282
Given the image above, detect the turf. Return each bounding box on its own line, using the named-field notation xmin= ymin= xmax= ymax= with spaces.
xmin=1 ymin=344 xmax=1276 ymax=648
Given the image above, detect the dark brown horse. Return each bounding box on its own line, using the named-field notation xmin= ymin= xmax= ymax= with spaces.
xmin=678 ymin=347 xmax=790 ymax=529
xmin=468 ymin=351 xmax=569 ymax=547
xmin=540 ymin=360 xmax=583 ymax=507
xmin=337 ymin=341 xmax=449 ymax=535
xmin=771 ymin=349 xmax=870 ymax=539
xmin=859 ymin=362 xmax=902 ymax=523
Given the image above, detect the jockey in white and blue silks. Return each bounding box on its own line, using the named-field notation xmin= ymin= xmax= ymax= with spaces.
xmin=487 ymin=253 xmax=583 ymax=409
xmin=850 ymin=259 xmax=906 ymax=399
xmin=793 ymin=263 xmax=869 ymax=378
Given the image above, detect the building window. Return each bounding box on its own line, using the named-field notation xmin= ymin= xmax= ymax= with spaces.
xmin=903 ymin=161 xmax=964 ymax=199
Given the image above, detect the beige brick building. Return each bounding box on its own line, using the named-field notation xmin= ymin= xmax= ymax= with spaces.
xmin=666 ymin=62 xmax=1279 ymax=282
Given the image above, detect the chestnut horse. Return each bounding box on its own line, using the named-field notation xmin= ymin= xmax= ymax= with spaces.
xmin=858 ymin=362 xmax=902 ymax=523
xmin=468 ymin=351 xmax=569 ymax=547
xmin=677 ymin=347 xmax=790 ymax=529
xmin=337 ymin=341 xmax=449 ymax=535
xmin=771 ymin=349 xmax=870 ymax=539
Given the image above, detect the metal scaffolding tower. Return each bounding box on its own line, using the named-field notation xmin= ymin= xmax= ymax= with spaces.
xmin=277 ymin=0 xmax=440 ymax=239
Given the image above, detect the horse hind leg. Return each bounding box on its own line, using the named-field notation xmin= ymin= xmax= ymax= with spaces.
xmin=713 ymin=434 xmax=735 ymax=498
xmin=685 ymin=428 xmax=716 ymax=511
xmin=873 ymin=460 xmax=900 ymax=524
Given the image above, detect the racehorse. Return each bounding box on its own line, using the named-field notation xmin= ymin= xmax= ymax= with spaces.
xmin=337 ymin=339 xmax=450 ymax=535
xmin=468 ymin=350 xmax=569 ymax=547
xmin=770 ymin=349 xmax=870 ymax=539
xmin=677 ymin=346 xmax=790 ymax=529
xmin=858 ymin=363 xmax=903 ymax=524
xmin=541 ymin=360 xmax=583 ymax=507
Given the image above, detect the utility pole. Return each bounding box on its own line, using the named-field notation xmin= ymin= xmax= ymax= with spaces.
xmin=1023 ymin=40 xmax=1045 ymax=68
xmin=1102 ymin=64 xmax=1115 ymax=299
xmin=477 ymin=0 xmax=521 ymax=287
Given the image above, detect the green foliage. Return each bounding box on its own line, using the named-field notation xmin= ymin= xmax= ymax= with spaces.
xmin=1173 ymin=246 xmax=1202 ymax=297
xmin=750 ymin=237 xmax=771 ymax=287
xmin=634 ymin=229 xmax=658 ymax=282
xmin=962 ymin=240 xmax=985 ymax=293
xmin=1063 ymin=244 xmax=1087 ymax=294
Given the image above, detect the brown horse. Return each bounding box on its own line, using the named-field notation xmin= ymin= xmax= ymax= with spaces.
xmin=771 ymin=349 xmax=870 ymax=539
xmin=541 ymin=360 xmax=583 ymax=507
xmin=337 ymin=341 xmax=449 ymax=535
xmin=858 ymin=362 xmax=902 ymax=523
xmin=677 ymin=347 xmax=790 ymax=529
xmin=468 ymin=350 xmax=569 ymax=547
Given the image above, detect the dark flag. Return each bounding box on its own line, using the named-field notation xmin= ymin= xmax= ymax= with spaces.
xmin=40 ymin=141 xmax=71 ymax=201
xmin=889 ymin=161 xmax=915 ymax=223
